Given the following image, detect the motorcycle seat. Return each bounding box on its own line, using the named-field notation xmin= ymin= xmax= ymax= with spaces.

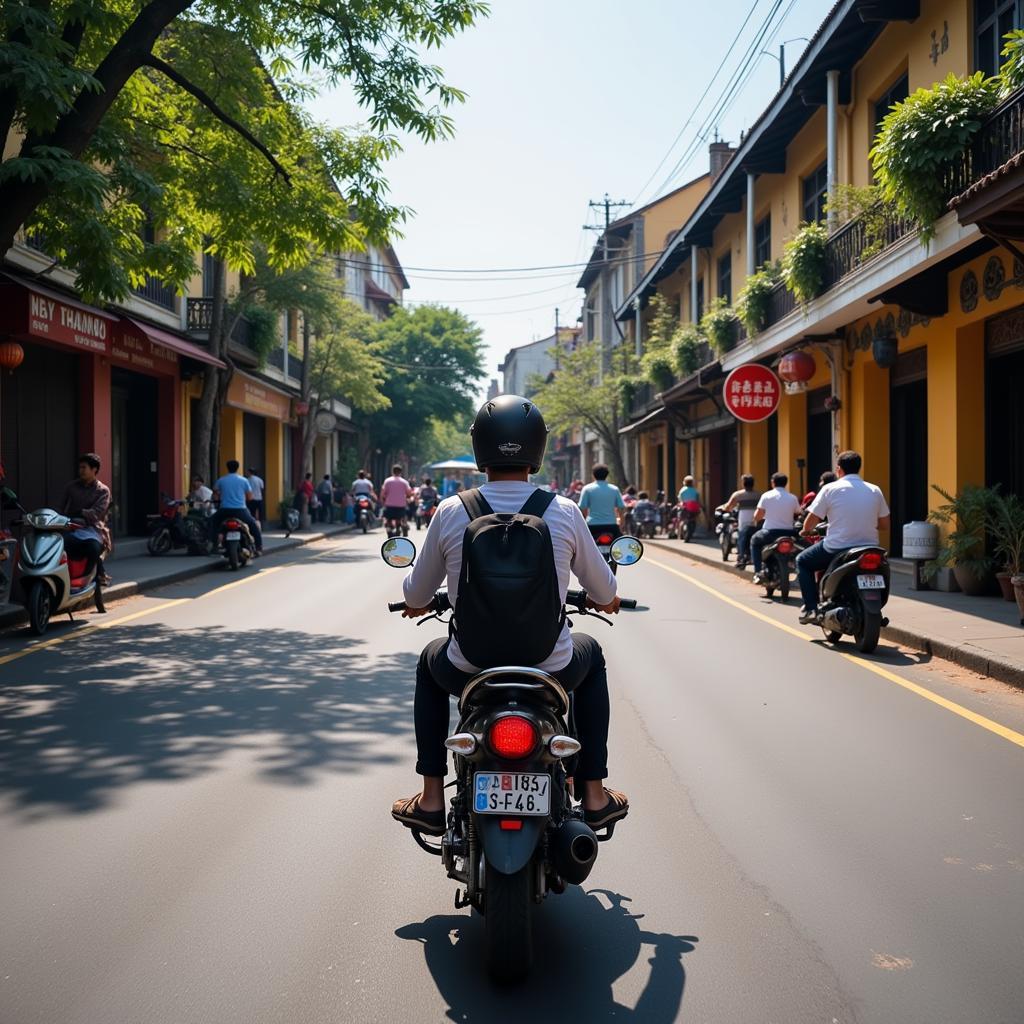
xmin=460 ymin=666 xmax=569 ymax=716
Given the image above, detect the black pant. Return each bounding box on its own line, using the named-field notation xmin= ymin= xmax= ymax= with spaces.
xmin=63 ymin=535 xmax=103 ymax=577
xmin=212 ymin=507 xmax=263 ymax=552
xmin=751 ymin=527 xmax=797 ymax=572
xmin=414 ymin=634 xmax=610 ymax=781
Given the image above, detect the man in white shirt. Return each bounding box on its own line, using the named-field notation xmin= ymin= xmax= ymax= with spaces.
xmin=392 ymin=394 xmax=628 ymax=837
xmin=750 ymin=472 xmax=802 ymax=580
xmin=796 ymin=450 xmax=891 ymax=622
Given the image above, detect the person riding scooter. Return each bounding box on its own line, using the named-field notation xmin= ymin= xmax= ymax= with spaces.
xmin=211 ymin=460 xmax=263 ymax=556
xmin=61 ymin=453 xmax=112 ymax=585
xmin=391 ymin=394 xmax=629 ymax=837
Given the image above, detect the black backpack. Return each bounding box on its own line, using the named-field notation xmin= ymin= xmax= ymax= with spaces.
xmin=453 ymin=488 xmax=564 ymax=668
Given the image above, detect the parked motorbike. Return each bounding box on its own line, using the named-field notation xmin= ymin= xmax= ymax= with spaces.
xmin=147 ymin=495 xmax=214 ymax=556
xmin=3 ymin=490 xmax=106 ymax=635
xmin=355 ymin=496 xmax=375 ymax=534
xmin=218 ymin=515 xmax=255 ymax=570
xmin=714 ymin=507 xmax=739 ymax=561
xmin=808 ymin=537 xmax=891 ymax=653
xmin=381 ymin=533 xmax=643 ymax=983
xmin=758 ymin=533 xmax=805 ymax=601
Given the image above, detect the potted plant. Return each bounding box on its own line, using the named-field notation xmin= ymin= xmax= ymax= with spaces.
xmin=641 ymin=351 xmax=675 ymax=391
xmin=987 ymin=490 xmax=1024 ymax=611
xmin=700 ymin=297 xmax=738 ymax=356
xmin=735 ymin=263 xmax=779 ymax=335
xmin=672 ymin=323 xmax=704 ymax=377
xmin=926 ymin=484 xmax=998 ymax=595
xmin=781 ymin=222 xmax=829 ymax=306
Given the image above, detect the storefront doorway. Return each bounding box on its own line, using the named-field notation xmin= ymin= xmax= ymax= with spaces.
xmin=243 ymin=412 xmax=266 ymax=480
xmin=111 ymin=367 xmax=158 ymax=536
xmin=890 ymin=348 xmax=928 ymax=539
xmin=987 ymin=342 xmax=1024 ymax=498
xmin=0 ymin=342 xmax=78 ymax=511
xmin=806 ymin=386 xmax=832 ymax=491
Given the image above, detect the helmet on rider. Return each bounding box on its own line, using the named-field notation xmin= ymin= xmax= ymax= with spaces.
xmin=470 ymin=394 xmax=548 ymax=473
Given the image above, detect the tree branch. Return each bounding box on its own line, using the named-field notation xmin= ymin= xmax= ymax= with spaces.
xmin=141 ymin=55 xmax=292 ymax=185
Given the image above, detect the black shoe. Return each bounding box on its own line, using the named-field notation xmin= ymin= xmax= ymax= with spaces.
xmin=798 ymin=606 xmax=817 ymax=624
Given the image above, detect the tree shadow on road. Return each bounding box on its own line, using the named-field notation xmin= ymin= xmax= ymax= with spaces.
xmin=396 ymin=887 xmax=698 ymax=1022
xmin=0 ymin=625 xmax=418 ymax=819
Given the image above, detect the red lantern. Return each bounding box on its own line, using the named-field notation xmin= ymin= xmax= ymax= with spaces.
xmin=778 ymin=350 xmax=816 ymax=383
xmin=0 ymin=341 xmax=24 ymax=373
xmin=294 ymin=400 xmax=310 ymax=416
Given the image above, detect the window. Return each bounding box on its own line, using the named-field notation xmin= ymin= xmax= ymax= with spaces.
xmin=696 ymin=279 xmax=705 ymax=322
xmin=202 ymin=251 xmax=217 ymax=297
xmin=873 ymin=73 xmax=908 ymax=141
xmin=977 ymin=0 xmax=1021 ymax=78
xmin=802 ymin=162 xmax=828 ymax=224
xmin=717 ymin=252 xmax=732 ymax=305
xmin=754 ymin=215 xmax=772 ymax=269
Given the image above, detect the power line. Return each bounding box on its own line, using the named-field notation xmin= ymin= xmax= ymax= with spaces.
xmin=313 ymin=250 xmax=669 ymax=276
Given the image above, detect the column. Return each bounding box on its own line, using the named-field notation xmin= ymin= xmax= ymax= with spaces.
xmin=690 ymin=245 xmax=700 ymax=324
xmin=776 ymin=389 xmax=808 ymax=493
xmin=157 ymin=375 xmax=182 ymax=500
xmin=265 ymin=418 xmax=283 ymax=524
xmin=740 ymin=421 xmax=768 ymax=487
xmin=746 ymin=171 xmax=756 ymax=276
xmin=78 ymin=354 xmax=112 ymax=472
xmin=218 ymin=405 xmax=243 ymax=472
xmin=826 ymin=69 xmax=840 ymax=231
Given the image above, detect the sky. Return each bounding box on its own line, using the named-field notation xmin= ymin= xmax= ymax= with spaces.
xmin=309 ymin=0 xmax=831 ymax=398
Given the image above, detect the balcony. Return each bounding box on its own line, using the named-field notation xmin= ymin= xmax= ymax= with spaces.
xmin=185 ymin=297 xmax=256 ymax=356
xmin=266 ymin=345 xmax=303 ymax=381
xmin=132 ymin=275 xmax=176 ymax=310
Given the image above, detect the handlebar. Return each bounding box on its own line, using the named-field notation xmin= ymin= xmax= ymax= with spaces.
xmin=565 ymin=588 xmax=636 ymax=611
xmin=388 ymin=591 xmax=452 ymax=614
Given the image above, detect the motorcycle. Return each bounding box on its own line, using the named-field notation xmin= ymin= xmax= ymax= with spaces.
xmin=632 ymin=504 xmax=658 ymax=539
xmin=283 ymin=505 xmax=301 ymax=537
xmin=714 ymin=507 xmax=738 ymax=561
xmin=807 ymin=535 xmax=891 ymax=653
xmin=3 ymin=489 xmax=106 ymax=635
xmin=355 ymin=496 xmax=375 ymax=534
xmin=416 ymin=498 xmax=437 ymax=531
xmin=218 ymin=515 xmax=255 ymax=570
xmin=381 ymin=532 xmax=643 ymax=983
xmin=147 ymin=495 xmax=214 ymax=556
xmin=590 ymin=527 xmax=624 ymax=575
xmin=385 ymin=510 xmax=409 ymax=539
xmin=758 ymin=533 xmax=805 ymax=601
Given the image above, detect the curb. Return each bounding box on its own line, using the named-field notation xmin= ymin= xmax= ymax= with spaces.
xmin=0 ymin=525 xmax=352 ymax=632
xmin=644 ymin=537 xmax=1024 ymax=691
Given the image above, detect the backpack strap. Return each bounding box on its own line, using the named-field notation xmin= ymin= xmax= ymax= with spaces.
xmin=519 ymin=488 xmax=557 ymax=519
xmin=457 ymin=488 xmax=495 ymax=522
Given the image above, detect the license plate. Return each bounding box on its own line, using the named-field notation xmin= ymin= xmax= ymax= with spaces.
xmin=473 ymin=772 xmax=550 ymax=816
xmin=857 ymin=574 xmax=885 ymax=589
xmin=225 ymin=531 xmax=241 ymax=541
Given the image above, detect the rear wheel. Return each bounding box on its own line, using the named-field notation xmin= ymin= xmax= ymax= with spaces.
xmin=720 ymin=531 xmax=730 ymax=560
xmin=361 ymin=517 xmax=368 ymax=534
xmin=855 ymin=608 xmax=881 ymax=653
xmin=27 ymin=581 xmax=52 ymax=636
xmin=147 ymin=528 xmax=172 ymax=556
xmin=780 ymin=572 xmax=790 ymax=602
xmin=485 ymin=863 xmax=533 ymax=984
xmin=226 ymin=540 xmax=240 ymax=570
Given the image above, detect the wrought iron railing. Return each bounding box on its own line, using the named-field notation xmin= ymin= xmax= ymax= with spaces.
xmin=186 ymin=297 xmax=255 ymax=352
xmin=267 ymin=345 xmax=303 ymax=380
xmin=132 ymin=276 xmax=176 ymax=310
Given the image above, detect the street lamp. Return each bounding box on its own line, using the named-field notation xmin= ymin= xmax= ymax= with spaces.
xmin=761 ymin=38 xmax=809 ymax=88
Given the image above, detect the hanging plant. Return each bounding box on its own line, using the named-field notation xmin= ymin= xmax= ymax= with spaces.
xmin=700 ymin=297 xmax=738 ymax=356
xmin=735 ymin=262 xmax=780 ymax=335
xmin=872 ymin=334 xmax=898 ymax=368
xmin=871 ymin=72 xmax=1000 ymax=242
xmin=641 ymin=351 xmax=676 ymax=391
xmin=781 ymin=222 xmax=829 ymax=306
xmin=672 ymin=323 xmax=705 ymax=377
xmin=617 ymin=374 xmax=646 ymax=409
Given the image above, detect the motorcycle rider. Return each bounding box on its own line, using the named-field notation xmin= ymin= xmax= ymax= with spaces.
xmin=211 ymin=460 xmax=263 ymax=556
xmin=579 ymin=464 xmax=625 ymax=542
xmin=796 ymin=451 xmax=890 ymax=623
xmin=719 ymin=473 xmax=759 ymax=568
xmin=380 ymin=465 xmax=413 ymax=532
xmin=418 ymin=476 xmax=439 ymax=522
xmin=392 ymin=395 xmax=628 ymax=836
xmin=189 ymin=475 xmax=213 ymax=510
xmin=750 ymin=472 xmax=801 ymax=583
xmin=61 ymin=453 xmax=111 ymax=584
xmin=632 ymin=490 xmax=658 ymax=535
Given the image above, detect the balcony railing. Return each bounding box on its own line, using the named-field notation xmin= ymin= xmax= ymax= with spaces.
xmin=132 ymin=275 xmax=176 ymax=310
xmin=267 ymin=345 xmax=303 ymax=380
xmin=186 ymin=297 xmax=255 ymax=353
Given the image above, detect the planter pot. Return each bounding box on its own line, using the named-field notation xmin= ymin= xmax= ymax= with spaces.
xmin=929 ymin=567 xmax=960 ymax=592
xmin=952 ymin=564 xmax=993 ymax=596
xmin=997 ymin=571 xmax=1016 ymax=601
xmin=872 ymin=335 xmax=898 ymax=369
xmin=1012 ymin=575 xmax=1024 ymax=626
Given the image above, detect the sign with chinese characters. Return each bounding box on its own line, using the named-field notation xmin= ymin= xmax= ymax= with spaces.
xmin=723 ymin=363 xmax=781 ymax=422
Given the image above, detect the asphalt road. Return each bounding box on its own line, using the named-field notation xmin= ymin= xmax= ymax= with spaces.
xmin=1 ymin=529 xmax=1023 ymax=1024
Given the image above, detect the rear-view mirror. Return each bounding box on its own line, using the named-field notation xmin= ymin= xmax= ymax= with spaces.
xmin=381 ymin=537 xmax=416 ymax=568
xmin=609 ymin=536 xmax=643 ymax=566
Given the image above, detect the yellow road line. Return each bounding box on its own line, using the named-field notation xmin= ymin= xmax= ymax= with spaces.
xmin=196 ymin=564 xmax=283 ymax=597
xmin=647 ymin=556 xmax=1024 ymax=751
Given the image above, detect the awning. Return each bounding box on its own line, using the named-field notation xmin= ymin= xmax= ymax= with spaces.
xmin=120 ymin=316 xmax=226 ymax=368
xmin=365 ymin=278 xmax=397 ymax=304
xmin=618 ymin=405 xmax=667 ymax=435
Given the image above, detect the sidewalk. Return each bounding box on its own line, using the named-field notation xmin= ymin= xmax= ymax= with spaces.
xmin=645 ymin=533 xmax=1024 ymax=689
xmin=0 ymin=522 xmax=352 ymax=631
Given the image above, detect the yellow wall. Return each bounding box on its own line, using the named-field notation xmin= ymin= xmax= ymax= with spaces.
xmin=265 ymin=419 xmax=284 ymax=518
xmin=219 ymin=406 xmax=244 ymax=471
xmin=739 ymin=421 xmax=768 ymax=488
xmin=639 ymin=174 xmax=710 ymax=275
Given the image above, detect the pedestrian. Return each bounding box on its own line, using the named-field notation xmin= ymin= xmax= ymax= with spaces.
xmin=796 ymin=452 xmax=890 ymax=623
xmin=246 ymin=467 xmax=264 ymax=523
xmin=299 ymin=472 xmax=314 ymax=511
xmin=189 ymin=475 xmax=213 ymax=510
xmin=750 ymin=472 xmax=802 ymax=583
xmin=61 ymin=453 xmax=112 ymax=585
xmin=212 ymin=460 xmax=263 ymax=555
xmin=719 ymin=474 xmax=759 ymax=569
xmin=316 ymin=474 xmax=333 ymax=523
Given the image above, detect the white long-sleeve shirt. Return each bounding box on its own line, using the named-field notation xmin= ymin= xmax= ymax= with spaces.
xmin=403 ymin=481 xmax=617 ymax=673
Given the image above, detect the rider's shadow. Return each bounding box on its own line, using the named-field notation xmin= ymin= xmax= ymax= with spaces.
xmin=396 ymin=887 xmax=698 ymax=1022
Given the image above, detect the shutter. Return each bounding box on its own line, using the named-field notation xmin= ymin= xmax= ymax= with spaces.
xmin=891 ymin=345 xmax=927 ymax=386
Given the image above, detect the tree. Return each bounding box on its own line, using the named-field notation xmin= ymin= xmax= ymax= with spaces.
xmin=529 ymin=342 xmax=629 ymax=486
xmin=361 ymin=305 xmax=485 ymax=472
xmin=417 ymin=412 xmax=475 ymax=469
xmin=0 ymin=0 xmax=487 ymax=279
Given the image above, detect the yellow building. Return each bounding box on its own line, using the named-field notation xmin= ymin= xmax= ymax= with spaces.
xmin=618 ymin=0 xmax=1024 ymax=546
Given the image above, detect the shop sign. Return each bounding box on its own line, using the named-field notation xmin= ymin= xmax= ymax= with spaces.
xmin=111 ymin=326 xmax=179 ymax=376
xmin=226 ymin=373 xmax=291 ymax=421
xmin=27 ymin=290 xmax=111 ymax=354
xmin=723 ymin=364 xmax=781 ymax=422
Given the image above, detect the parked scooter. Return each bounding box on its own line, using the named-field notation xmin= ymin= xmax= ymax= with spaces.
xmin=381 ymin=533 xmax=643 ymax=983
xmin=218 ymin=515 xmax=255 ymax=570
xmin=4 ymin=489 xmax=106 ymax=635
xmin=355 ymin=496 xmax=375 ymax=534
xmin=714 ymin=507 xmax=739 ymax=561
xmin=147 ymin=495 xmax=214 ymax=556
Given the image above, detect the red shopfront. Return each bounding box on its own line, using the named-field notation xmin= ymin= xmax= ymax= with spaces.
xmin=0 ymin=272 xmax=223 ymax=534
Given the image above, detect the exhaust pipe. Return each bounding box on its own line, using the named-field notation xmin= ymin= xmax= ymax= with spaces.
xmin=820 ymin=606 xmax=850 ymax=633
xmin=551 ymin=819 xmax=599 ymax=885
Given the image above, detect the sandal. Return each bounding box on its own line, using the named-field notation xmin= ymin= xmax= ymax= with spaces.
xmin=391 ymin=794 xmax=446 ymax=836
xmin=583 ymin=788 xmax=629 ymax=829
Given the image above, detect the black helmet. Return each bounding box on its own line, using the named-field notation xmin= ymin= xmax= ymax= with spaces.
xmin=471 ymin=394 xmax=548 ymax=473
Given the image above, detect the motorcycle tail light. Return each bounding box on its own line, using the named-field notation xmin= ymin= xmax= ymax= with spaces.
xmin=597 ymin=533 xmax=613 ymax=546
xmin=488 ymin=715 xmax=538 ymax=759
xmin=225 ymin=519 xmax=240 ymax=529
xmin=858 ymin=552 xmax=884 ymax=571
xmin=776 ymin=539 xmax=794 ymax=554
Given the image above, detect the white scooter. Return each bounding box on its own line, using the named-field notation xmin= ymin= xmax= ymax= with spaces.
xmin=4 ymin=489 xmax=106 ymax=635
